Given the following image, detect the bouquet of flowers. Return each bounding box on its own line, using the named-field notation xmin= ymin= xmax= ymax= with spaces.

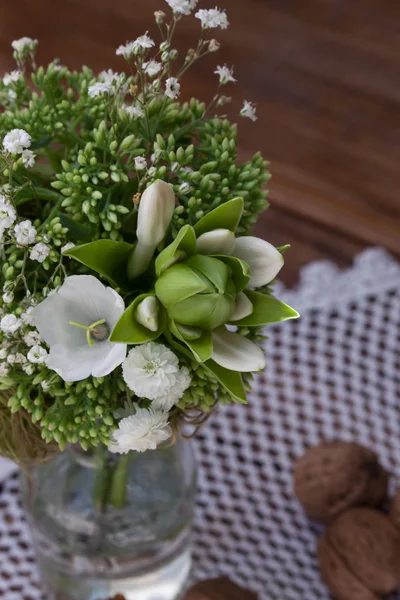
xmin=0 ymin=1 xmax=298 ymax=467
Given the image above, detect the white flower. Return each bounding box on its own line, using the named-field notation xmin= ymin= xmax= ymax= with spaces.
xmin=30 ymin=243 xmax=50 ymax=263
xmin=2 ymin=292 xmax=14 ymax=304
xmin=232 ymin=237 xmax=284 ymax=287
xmin=122 ymin=104 xmax=145 ymax=119
xmin=61 ymin=242 xmax=75 ymax=253
xmin=196 ymin=228 xmax=236 ymax=255
xmin=11 ymin=37 xmax=38 ymax=54
xmin=165 ymin=0 xmax=198 ymax=15
xmin=3 ymin=70 xmax=21 ymax=86
xmin=122 ymin=341 xmax=181 ymax=400
xmin=23 ymin=330 xmax=42 ymax=347
xmin=143 ymin=60 xmax=163 ymax=78
xmin=165 ymin=77 xmax=180 ymax=99
xmin=116 ymin=41 xmax=136 ymax=59
xmin=7 ymin=354 xmax=16 ymax=364
xmin=3 ymin=129 xmax=31 ymax=154
xmin=135 ymin=156 xmax=147 ymax=170
xmin=14 ymin=220 xmax=36 ymax=245
xmin=88 ymin=82 xmax=113 ymax=98
xmin=195 ymin=7 xmax=229 ymax=29
xmin=179 ymin=182 xmax=190 ymax=195
xmin=13 ymin=353 xmax=25 ymax=364
xmin=0 ymin=348 xmax=8 ymax=360
xmin=32 ymin=275 xmax=127 ymax=382
xmin=109 ymin=408 xmax=172 ymax=454
xmin=41 ymin=380 xmax=51 ymax=391
xmin=0 ymin=363 xmax=9 ymax=377
xmin=0 ymin=314 xmax=21 ymax=334
xmin=21 ymin=307 xmax=34 ymax=325
xmin=116 ymin=33 xmax=154 ymax=59
xmin=0 ymin=201 xmax=16 ymax=231
xmin=99 ymin=69 xmax=120 ymax=85
xmin=240 ymin=100 xmax=257 ymax=122
xmin=151 ymin=366 xmax=191 ymax=411
xmin=27 ymin=345 xmax=48 ymax=364
xmin=22 ymin=363 xmax=34 ymax=375
xmin=214 ymin=64 xmax=236 ymax=84
xmin=8 ymin=90 xmax=17 ymax=101
xmin=21 ymin=149 xmax=36 ymax=168
xmin=133 ymin=32 xmax=155 ymax=50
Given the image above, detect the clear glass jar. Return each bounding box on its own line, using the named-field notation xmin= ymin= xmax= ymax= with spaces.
xmin=21 ymin=439 xmax=197 ymax=600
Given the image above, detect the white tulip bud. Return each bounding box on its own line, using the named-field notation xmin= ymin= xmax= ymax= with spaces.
xmin=196 ymin=228 xmax=236 ymax=256
xmin=233 ymin=237 xmax=284 ymax=287
xmin=230 ymin=292 xmax=253 ymax=321
xmin=211 ymin=327 xmax=266 ymax=372
xmin=128 ymin=180 xmax=176 ymax=279
xmin=135 ymin=296 xmax=160 ymax=332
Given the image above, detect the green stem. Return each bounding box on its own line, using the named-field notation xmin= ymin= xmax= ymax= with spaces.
xmin=109 ymin=453 xmax=131 ymax=509
xmin=93 ymin=444 xmax=111 ymax=514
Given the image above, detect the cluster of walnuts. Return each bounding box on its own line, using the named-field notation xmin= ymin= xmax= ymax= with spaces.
xmin=294 ymin=441 xmax=400 ymax=600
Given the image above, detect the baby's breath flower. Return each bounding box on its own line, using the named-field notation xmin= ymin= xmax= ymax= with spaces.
xmin=214 ymin=64 xmax=236 ymax=84
xmin=41 ymin=380 xmax=51 ymax=391
xmin=14 ymin=220 xmax=37 ymax=245
xmin=22 ymin=363 xmax=34 ymax=375
xmin=134 ymin=156 xmax=147 ymax=170
xmin=0 ymin=314 xmax=21 ymax=334
xmin=208 ymin=39 xmax=221 ymax=52
xmin=23 ymin=330 xmax=42 ymax=347
xmin=165 ymin=77 xmax=180 ymax=99
xmin=30 ymin=242 xmax=50 ymax=263
xmin=21 ymin=307 xmax=34 ymax=325
xmin=217 ymin=95 xmax=232 ymax=106
xmin=109 ymin=408 xmax=172 ymax=454
xmin=7 ymin=354 xmax=16 ymax=364
xmin=3 ymin=70 xmax=21 ymax=86
xmin=116 ymin=41 xmax=136 ymax=59
xmin=3 ymin=128 xmax=31 ymax=154
xmin=0 ymin=200 xmax=16 ymax=231
xmin=8 ymin=90 xmax=17 ymax=101
xmin=195 ymin=7 xmax=229 ymax=29
xmin=122 ymin=104 xmax=145 ymax=119
xmin=133 ymin=32 xmax=155 ymax=50
xmin=11 ymin=37 xmax=38 ymax=55
xmin=240 ymin=99 xmax=258 ymax=122
xmin=2 ymin=292 xmax=14 ymax=304
xmin=99 ymin=69 xmax=120 ymax=85
xmin=154 ymin=10 xmax=166 ymax=24
xmin=0 ymin=363 xmax=9 ymax=377
xmin=143 ymin=60 xmax=163 ymax=77
xmin=0 ymin=348 xmax=8 ymax=360
xmin=27 ymin=345 xmax=48 ymax=364
xmin=165 ymin=0 xmax=198 ymax=15
xmin=13 ymin=353 xmax=26 ymax=364
xmin=88 ymin=82 xmax=113 ymax=98
xmin=21 ymin=149 xmax=36 ymax=168
xmin=61 ymin=242 xmax=75 ymax=254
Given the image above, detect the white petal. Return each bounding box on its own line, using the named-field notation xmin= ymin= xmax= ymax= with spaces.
xmin=196 ymin=229 xmax=236 ymax=256
xmin=47 ymin=341 xmax=127 ymax=382
xmin=233 ymin=237 xmax=284 ymax=287
xmin=137 ymin=180 xmax=176 ymax=247
xmin=211 ymin=327 xmax=266 ymax=372
xmin=91 ymin=342 xmax=127 ymax=378
xmin=230 ymin=292 xmax=253 ymax=321
xmin=135 ymin=296 xmax=159 ymax=332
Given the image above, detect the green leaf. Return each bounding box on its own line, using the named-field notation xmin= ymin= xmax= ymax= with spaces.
xmin=215 ymin=255 xmax=250 ymax=292
xmin=169 ymin=319 xmax=212 ymax=362
xmin=277 ymin=244 xmax=291 ymax=254
xmin=155 ymin=263 xmax=208 ymax=309
xmin=233 ymin=290 xmax=299 ymax=326
xmin=65 ymin=240 xmax=133 ymax=290
xmin=194 ymin=197 xmax=244 ymax=236
xmin=203 ymin=360 xmax=247 ymax=404
xmin=155 ymin=225 xmax=196 ymax=277
xmin=110 ymin=294 xmax=166 ymax=344
xmin=185 ymin=255 xmax=228 ymax=293
xmin=58 ymin=214 xmax=94 ymax=242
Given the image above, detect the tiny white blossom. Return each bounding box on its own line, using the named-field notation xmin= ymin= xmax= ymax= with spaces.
xmin=88 ymin=82 xmax=113 ymax=98
xmin=27 ymin=345 xmax=48 ymax=364
xmin=122 ymin=104 xmax=145 ymax=119
xmin=11 ymin=37 xmax=38 ymax=54
xmin=133 ymin=32 xmax=155 ymax=50
xmin=23 ymin=330 xmax=42 ymax=347
xmin=99 ymin=69 xmax=120 ymax=85
xmin=116 ymin=41 xmax=136 ymax=59
xmin=3 ymin=70 xmax=21 ymax=86
xmin=0 ymin=314 xmax=21 ymax=334
xmin=195 ymin=7 xmax=229 ymax=29
xmin=7 ymin=354 xmax=16 ymax=364
xmin=21 ymin=149 xmax=36 ymax=168
xmin=22 ymin=363 xmax=34 ymax=375
xmin=21 ymin=307 xmax=34 ymax=325
xmin=14 ymin=220 xmax=37 ymax=245
xmin=0 ymin=363 xmax=9 ymax=377
xmin=109 ymin=408 xmax=172 ymax=454
xmin=8 ymin=90 xmax=17 ymax=101
xmin=135 ymin=156 xmax=147 ymax=170
xmin=116 ymin=33 xmax=154 ymax=59
xmin=143 ymin=60 xmax=163 ymax=78
xmin=61 ymin=242 xmax=75 ymax=253
xmin=30 ymin=243 xmax=50 ymax=263
xmin=165 ymin=77 xmax=180 ymax=99
xmin=0 ymin=201 xmax=16 ymax=231
xmin=3 ymin=129 xmax=31 ymax=154
xmin=240 ymin=100 xmax=258 ymax=122
xmin=0 ymin=348 xmax=8 ymax=360
xmin=2 ymin=292 xmax=14 ymax=304
xmin=214 ymin=64 xmax=236 ymax=84
xmin=13 ymin=353 xmax=25 ymax=364
xmin=165 ymin=0 xmax=198 ymax=15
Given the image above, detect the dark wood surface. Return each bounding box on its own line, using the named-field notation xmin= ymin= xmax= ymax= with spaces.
xmin=0 ymin=0 xmax=398 ymax=286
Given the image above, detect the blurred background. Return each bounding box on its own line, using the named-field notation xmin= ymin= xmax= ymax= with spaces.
xmin=0 ymin=0 xmax=399 ymax=285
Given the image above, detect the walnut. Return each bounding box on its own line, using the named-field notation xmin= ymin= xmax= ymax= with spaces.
xmin=318 ymin=508 xmax=400 ymax=600
xmin=389 ymin=489 xmax=400 ymax=529
xmin=294 ymin=441 xmax=388 ymax=521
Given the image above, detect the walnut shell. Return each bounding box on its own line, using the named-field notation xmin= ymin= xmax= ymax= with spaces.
xmin=389 ymin=489 xmax=400 ymax=530
xmin=294 ymin=441 xmax=388 ymax=521
xmin=318 ymin=508 xmax=400 ymax=599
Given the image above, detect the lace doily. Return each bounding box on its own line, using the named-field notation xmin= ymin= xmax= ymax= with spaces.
xmin=1 ymin=247 xmax=400 ymax=600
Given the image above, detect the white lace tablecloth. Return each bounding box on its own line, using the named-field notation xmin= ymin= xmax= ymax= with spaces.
xmin=1 ymin=247 xmax=400 ymax=600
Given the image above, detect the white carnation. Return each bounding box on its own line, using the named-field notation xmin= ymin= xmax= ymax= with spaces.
xmin=3 ymin=129 xmax=31 ymax=154
xmin=14 ymin=220 xmax=37 ymax=245
xmin=109 ymin=408 xmax=172 ymax=454
xmin=151 ymin=366 xmax=191 ymax=411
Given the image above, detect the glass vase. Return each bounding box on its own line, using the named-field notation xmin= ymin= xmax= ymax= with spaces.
xmin=21 ymin=438 xmax=197 ymax=600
